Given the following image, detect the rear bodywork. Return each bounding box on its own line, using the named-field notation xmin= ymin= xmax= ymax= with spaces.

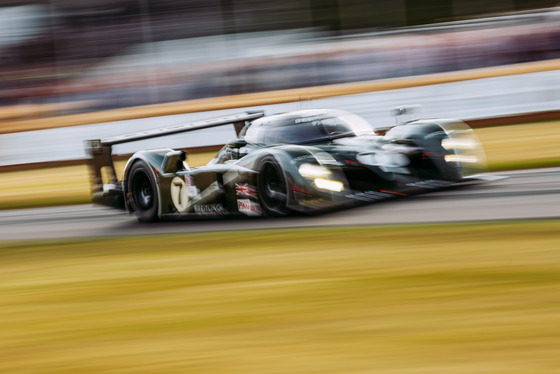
xmin=85 ymin=112 xmax=265 ymax=214
xmin=86 ymin=109 xmax=486 ymax=220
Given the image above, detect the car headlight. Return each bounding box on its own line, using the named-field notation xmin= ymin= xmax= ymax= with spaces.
xmin=314 ymin=178 xmax=344 ymax=192
xmin=444 ymin=154 xmax=479 ymax=163
xmin=298 ymin=163 xmax=344 ymax=192
xmin=298 ymin=163 xmax=331 ymax=179
xmin=442 ymin=138 xmax=477 ymax=150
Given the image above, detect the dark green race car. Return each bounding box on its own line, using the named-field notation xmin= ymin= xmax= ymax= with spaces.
xmin=86 ymin=109 xmax=486 ymax=222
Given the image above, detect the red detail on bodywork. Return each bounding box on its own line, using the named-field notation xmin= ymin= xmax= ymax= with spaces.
xmin=380 ymin=189 xmax=408 ymax=196
xmin=292 ymin=185 xmax=312 ymax=194
xmin=423 ymin=152 xmax=444 ymax=158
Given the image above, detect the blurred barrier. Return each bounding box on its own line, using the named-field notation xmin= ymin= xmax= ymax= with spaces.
xmin=1 ymin=65 xmax=559 ymax=168
xmin=3 ymin=4 xmax=560 ymax=123
xmin=1 ymin=58 xmax=559 ymax=135
xmin=1 ymin=109 xmax=557 ymax=173
xmin=466 ymin=110 xmax=560 ymax=127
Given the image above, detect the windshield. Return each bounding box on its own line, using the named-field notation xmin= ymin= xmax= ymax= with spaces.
xmin=321 ymin=113 xmax=374 ymax=137
xmin=255 ymin=111 xmax=374 ymax=145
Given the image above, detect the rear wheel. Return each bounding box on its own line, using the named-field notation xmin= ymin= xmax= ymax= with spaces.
xmin=258 ymin=158 xmax=290 ymax=217
xmin=128 ymin=162 xmax=159 ymax=222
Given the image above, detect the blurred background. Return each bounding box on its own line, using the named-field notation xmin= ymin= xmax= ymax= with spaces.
xmin=1 ymin=0 xmax=559 ymax=118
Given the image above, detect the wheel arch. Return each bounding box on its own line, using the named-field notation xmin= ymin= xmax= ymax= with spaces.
xmin=256 ymin=153 xmax=291 ymax=216
xmin=254 ymin=144 xmax=345 ymax=214
xmin=385 ymin=119 xmax=486 ymax=179
xmin=123 ymin=150 xmax=167 ymax=217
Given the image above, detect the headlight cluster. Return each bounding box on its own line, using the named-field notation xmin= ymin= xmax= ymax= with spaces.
xmin=441 ymin=138 xmax=478 ymax=150
xmin=313 ymin=178 xmax=344 ymax=192
xmin=444 ymin=154 xmax=479 ymax=163
xmin=298 ymin=163 xmax=344 ymax=192
xmin=442 ymin=136 xmax=480 ymax=163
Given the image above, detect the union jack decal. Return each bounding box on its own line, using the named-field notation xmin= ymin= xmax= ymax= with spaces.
xmin=235 ymin=183 xmax=257 ymax=198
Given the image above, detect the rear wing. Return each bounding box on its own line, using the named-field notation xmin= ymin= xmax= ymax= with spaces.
xmin=85 ymin=111 xmax=265 ymax=208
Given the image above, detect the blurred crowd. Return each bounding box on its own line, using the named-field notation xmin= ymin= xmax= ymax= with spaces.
xmin=1 ymin=1 xmax=559 ymax=118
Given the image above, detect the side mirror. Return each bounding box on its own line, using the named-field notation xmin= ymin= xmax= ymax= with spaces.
xmin=390 ymin=105 xmax=421 ymax=117
xmin=390 ymin=105 xmax=421 ymax=125
xmin=162 ymin=150 xmax=187 ymax=173
xmin=230 ymin=139 xmax=247 ymax=148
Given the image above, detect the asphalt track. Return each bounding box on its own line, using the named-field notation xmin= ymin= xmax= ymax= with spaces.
xmin=1 ymin=168 xmax=558 ymax=241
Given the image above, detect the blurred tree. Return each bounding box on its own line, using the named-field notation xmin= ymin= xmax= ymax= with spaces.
xmin=309 ymin=0 xmax=342 ymax=34
xmin=309 ymin=0 xmax=409 ymax=32
xmin=404 ymin=0 xmax=453 ymax=25
xmin=403 ymin=0 xmax=557 ymax=25
xmin=513 ymin=0 xmax=557 ymax=10
xmin=338 ymin=0 xmax=407 ymax=29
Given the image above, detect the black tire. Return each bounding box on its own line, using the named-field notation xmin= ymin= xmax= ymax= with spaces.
xmin=128 ymin=162 xmax=159 ymax=222
xmin=258 ymin=157 xmax=290 ymax=217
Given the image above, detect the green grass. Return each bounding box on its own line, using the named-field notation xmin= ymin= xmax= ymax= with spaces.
xmin=1 ymin=221 xmax=560 ymax=373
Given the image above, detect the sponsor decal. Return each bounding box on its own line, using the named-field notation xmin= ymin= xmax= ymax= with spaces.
xmin=292 ymin=154 xmax=315 ymax=163
xmin=194 ymin=204 xmax=227 ymax=215
xmin=294 ymin=115 xmax=330 ymax=124
xmin=235 ymin=183 xmax=257 ymax=198
xmin=186 ymin=186 xmax=199 ymax=197
xmin=237 ymin=199 xmax=261 ymax=216
xmin=184 ymin=175 xmax=199 ymax=197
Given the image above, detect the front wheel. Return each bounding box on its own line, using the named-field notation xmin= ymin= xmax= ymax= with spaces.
xmin=128 ymin=162 xmax=159 ymax=222
xmin=258 ymin=157 xmax=290 ymax=217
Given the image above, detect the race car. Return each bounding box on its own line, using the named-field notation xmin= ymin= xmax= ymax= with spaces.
xmin=86 ymin=108 xmax=486 ymax=222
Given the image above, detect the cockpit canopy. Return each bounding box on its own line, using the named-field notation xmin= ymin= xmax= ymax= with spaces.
xmin=243 ymin=109 xmax=374 ymax=146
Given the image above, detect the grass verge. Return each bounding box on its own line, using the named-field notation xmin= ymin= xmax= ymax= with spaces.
xmin=1 ymin=120 xmax=559 ymax=210
xmin=1 ymin=221 xmax=560 ymax=373
xmin=474 ymin=119 xmax=560 ymax=170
